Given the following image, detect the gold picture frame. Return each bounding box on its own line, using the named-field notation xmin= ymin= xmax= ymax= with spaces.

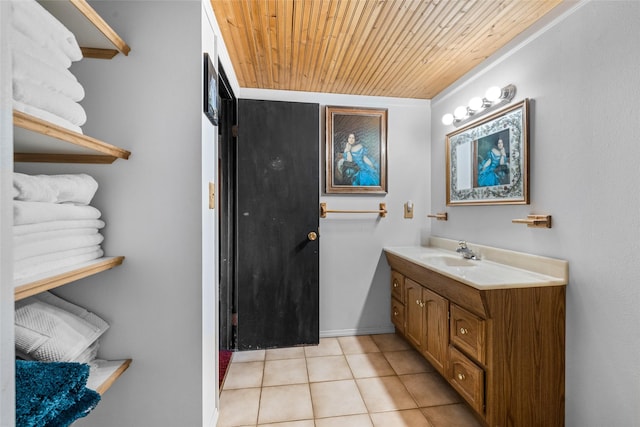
xmin=325 ymin=106 xmax=387 ymax=194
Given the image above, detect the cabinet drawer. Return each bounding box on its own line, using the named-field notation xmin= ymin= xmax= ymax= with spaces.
xmin=391 ymin=297 xmax=405 ymax=333
xmin=391 ymin=271 xmax=404 ymax=303
xmin=450 ymin=304 xmax=486 ymax=365
xmin=449 ymin=346 xmax=484 ymax=414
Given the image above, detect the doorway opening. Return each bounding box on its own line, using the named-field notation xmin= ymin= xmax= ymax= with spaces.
xmin=217 ymin=61 xmax=237 ymax=354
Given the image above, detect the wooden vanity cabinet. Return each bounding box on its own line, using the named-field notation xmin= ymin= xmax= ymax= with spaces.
xmin=386 ymin=252 xmax=566 ymax=427
xmin=403 ymin=278 xmax=448 ymax=375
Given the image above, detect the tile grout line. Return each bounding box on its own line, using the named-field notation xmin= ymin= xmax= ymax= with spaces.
xmin=302 ymin=348 xmax=315 ymax=425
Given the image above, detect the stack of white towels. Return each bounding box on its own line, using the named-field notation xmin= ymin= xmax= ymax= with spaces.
xmin=15 ymin=290 xmax=109 ymax=365
xmin=14 ymin=172 xmax=106 ymax=282
xmin=9 ymin=0 xmax=87 ymax=133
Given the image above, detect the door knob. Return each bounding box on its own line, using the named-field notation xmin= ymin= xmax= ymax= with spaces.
xmin=307 ymin=231 xmax=318 ymax=241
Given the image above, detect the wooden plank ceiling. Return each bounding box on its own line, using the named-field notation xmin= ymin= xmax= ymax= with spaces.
xmin=211 ymin=0 xmax=562 ymax=99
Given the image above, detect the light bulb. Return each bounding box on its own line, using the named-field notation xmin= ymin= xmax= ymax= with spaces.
xmin=468 ymin=97 xmax=484 ymax=112
xmin=453 ymin=106 xmax=468 ymax=120
xmin=442 ymin=113 xmax=454 ymax=125
xmin=485 ymin=86 xmax=502 ymax=103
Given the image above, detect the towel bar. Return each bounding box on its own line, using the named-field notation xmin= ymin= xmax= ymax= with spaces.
xmin=512 ymin=214 xmax=552 ymax=228
xmin=320 ymin=202 xmax=387 ymax=218
xmin=427 ymin=213 xmax=448 ymax=221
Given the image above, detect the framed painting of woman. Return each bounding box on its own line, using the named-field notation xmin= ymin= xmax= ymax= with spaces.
xmin=446 ymin=99 xmax=529 ymax=205
xmin=325 ymin=106 xmax=388 ymax=194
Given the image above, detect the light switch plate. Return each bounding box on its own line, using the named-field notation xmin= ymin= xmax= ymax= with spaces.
xmin=404 ymin=202 xmax=413 ymax=219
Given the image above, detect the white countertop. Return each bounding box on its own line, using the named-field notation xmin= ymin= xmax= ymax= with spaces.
xmin=384 ymin=239 xmax=568 ymax=290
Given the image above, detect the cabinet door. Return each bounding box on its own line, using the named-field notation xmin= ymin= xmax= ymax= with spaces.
xmin=422 ymin=288 xmax=449 ymax=374
xmin=404 ymin=278 xmax=423 ymax=349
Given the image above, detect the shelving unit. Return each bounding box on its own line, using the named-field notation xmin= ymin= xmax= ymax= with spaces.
xmin=14 ymin=256 xmax=125 ymax=301
xmin=13 ymin=111 xmax=131 ymax=163
xmin=9 ymin=0 xmax=133 ymax=411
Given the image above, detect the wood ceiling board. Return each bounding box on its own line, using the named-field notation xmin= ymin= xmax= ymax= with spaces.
xmin=210 ymin=0 xmax=564 ymax=99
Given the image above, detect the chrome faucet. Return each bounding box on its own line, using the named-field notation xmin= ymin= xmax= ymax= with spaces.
xmin=456 ymin=240 xmax=479 ymax=260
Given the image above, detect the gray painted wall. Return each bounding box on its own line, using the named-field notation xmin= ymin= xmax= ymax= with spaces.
xmin=430 ymin=2 xmax=640 ymax=425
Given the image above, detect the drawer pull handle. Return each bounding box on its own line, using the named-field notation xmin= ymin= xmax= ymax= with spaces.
xmin=457 ymin=373 xmax=466 ymax=381
xmin=393 ymin=281 xmax=399 ymax=288
xmin=459 ymin=327 xmax=469 ymax=335
xmin=393 ymin=311 xmax=399 ymax=316
xmin=416 ymin=299 xmax=421 ymax=305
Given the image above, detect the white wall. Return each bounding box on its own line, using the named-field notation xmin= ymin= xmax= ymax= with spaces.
xmin=430 ymin=2 xmax=640 ymax=425
xmin=240 ymin=89 xmax=430 ymax=337
xmin=0 ymin=2 xmax=15 ymax=425
xmin=201 ymin=2 xmax=219 ymax=426
xmin=16 ymin=1 xmax=216 ymax=425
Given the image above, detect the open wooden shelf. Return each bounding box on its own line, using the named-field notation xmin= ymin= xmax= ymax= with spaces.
xmin=87 ymin=359 xmax=132 ymax=395
xmin=39 ymin=0 xmax=130 ymax=59
xmin=13 ymin=111 xmax=130 ymax=163
xmin=14 ymin=256 xmax=125 ymax=301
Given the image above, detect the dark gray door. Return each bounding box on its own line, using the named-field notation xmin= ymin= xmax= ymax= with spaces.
xmin=236 ymin=99 xmax=319 ymax=350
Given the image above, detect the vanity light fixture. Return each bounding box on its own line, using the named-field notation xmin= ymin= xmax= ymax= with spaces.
xmin=441 ymin=84 xmax=517 ymax=127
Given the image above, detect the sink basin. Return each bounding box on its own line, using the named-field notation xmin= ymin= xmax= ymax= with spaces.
xmin=419 ymin=254 xmax=478 ymax=267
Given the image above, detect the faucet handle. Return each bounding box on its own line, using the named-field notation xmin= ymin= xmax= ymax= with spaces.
xmin=458 ymin=240 xmax=467 ymax=248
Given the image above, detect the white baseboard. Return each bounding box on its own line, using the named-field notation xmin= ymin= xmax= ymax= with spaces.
xmin=320 ymin=325 xmax=395 ymax=338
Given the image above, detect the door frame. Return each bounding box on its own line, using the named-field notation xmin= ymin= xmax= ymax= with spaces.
xmin=217 ymin=62 xmax=237 ymax=350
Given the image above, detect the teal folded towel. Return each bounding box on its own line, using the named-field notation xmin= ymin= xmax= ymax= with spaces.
xmin=15 ymin=360 xmax=100 ymax=427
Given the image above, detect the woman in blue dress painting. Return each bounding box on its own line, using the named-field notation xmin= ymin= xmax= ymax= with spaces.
xmin=342 ymin=133 xmax=379 ymax=186
xmin=478 ymin=138 xmax=508 ymax=187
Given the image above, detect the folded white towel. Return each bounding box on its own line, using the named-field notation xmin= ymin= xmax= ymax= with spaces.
xmin=13 ymin=79 xmax=87 ymax=126
xmin=26 ymin=291 xmax=109 ymax=333
xmin=14 ymin=201 xmax=101 ymax=225
xmin=9 ymin=27 xmax=71 ymax=69
xmin=15 ymin=302 xmax=100 ymax=362
xmin=13 ymin=99 xmax=83 ymax=134
xmin=14 ymin=173 xmax=98 ymax=205
xmin=16 ymin=339 xmax=99 ymax=364
xmin=15 ymin=292 xmax=109 ymax=362
xmin=15 ymin=232 xmax=104 ymax=261
xmin=14 ymin=245 xmax=103 ymax=280
xmin=13 ymin=219 xmax=105 ymax=236
xmin=13 ymin=172 xmax=57 ymax=203
xmin=14 ymin=227 xmax=99 ymax=246
xmin=13 ymin=49 xmax=85 ymax=101
xmin=10 ymin=0 xmax=82 ymax=63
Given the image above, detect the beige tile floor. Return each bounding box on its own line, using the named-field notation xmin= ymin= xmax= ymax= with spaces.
xmin=218 ymin=334 xmax=484 ymax=427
